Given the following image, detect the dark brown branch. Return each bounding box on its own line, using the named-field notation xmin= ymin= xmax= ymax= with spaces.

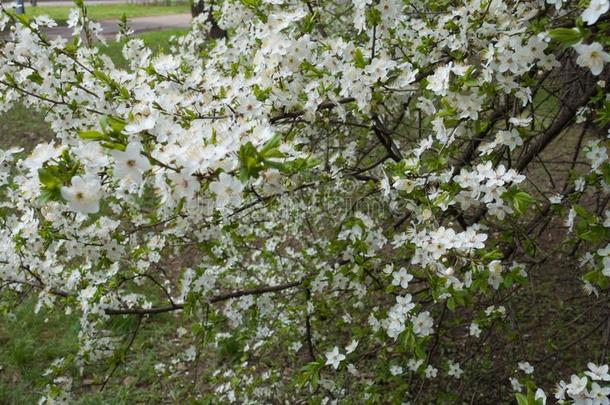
xmin=304 ymin=288 xmax=315 ymax=361
xmin=516 ymin=89 xmax=603 ymax=172
xmin=270 ymin=98 xmax=356 ymax=124
xmin=372 ymin=114 xmax=403 ymax=162
xmin=104 ymin=280 xmax=303 ymax=315
xmin=4 ymin=277 xmax=70 ymax=298
xmin=100 ymin=315 xmax=143 ymax=391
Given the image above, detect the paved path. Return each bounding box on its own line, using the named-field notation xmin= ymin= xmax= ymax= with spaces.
xmin=33 ymin=0 xmax=123 ymax=5
xmin=36 ymin=13 xmax=191 ymax=39
xmin=33 ymin=0 xmax=177 ymax=5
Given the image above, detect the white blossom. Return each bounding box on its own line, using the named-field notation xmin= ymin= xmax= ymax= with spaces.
xmin=111 ymin=141 xmax=151 ymax=184
xmin=325 ymin=346 xmax=346 ymax=370
xmin=575 ymin=42 xmax=610 ymax=76
xmin=61 ymin=175 xmax=102 ymax=214
xmin=582 ymin=0 xmax=610 ymax=25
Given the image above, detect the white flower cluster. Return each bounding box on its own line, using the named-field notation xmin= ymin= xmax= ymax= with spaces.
xmin=410 ymin=226 xmax=488 ymax=267
xmin=0 ymin=0 xmax=609 ymax=402
xmin=479 ymin=128 xmax=524 ymax=155
xmin=586 ymin=140 xmax=609 ymax=173
xmin=554 ymin=363 xmax=610 ymax=403
xmin=454 ymin=163 xmax=526 ymax=219
xmin=384 ymin=294 xmax=413 ymax=338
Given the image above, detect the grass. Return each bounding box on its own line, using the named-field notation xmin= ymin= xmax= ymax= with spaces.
xmin=26 ymin=3 xmax=190 ymax=24
xmin=0 ymin=103 xmax=54 ymax=149
xmin=100 ymin=28 xmax=187 ymax=68
xmin=0 ymin=297 xmax=191 ymax=404
xmin=0 ymin=297 xmax=80 ymax=403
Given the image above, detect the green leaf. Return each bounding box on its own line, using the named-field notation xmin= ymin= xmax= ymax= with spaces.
xmin=353 ymin=48 xmax=367 ymax=69
xmin=27 ymin=71 xmax=44 ymax=85
xmin=260 ymin=133 xmax=282 ymax=156
xmin=38 ymin=167 xmax=60 ymax=189
xmin=583 ymin=270 xmax=609 ymax=289
xmin=365 ymin=6 xmax=381 ymax=26
xmin=119 ymin=86 xmax=131 ymax=100
xmin=252 ymin=85 xmax=271 ymax=101
xmin=38 ymin=167 xmax=63 ymax=202
xmin=100 ymin=142 xmax=126 ymax=151
xmin=548 ymin=28 xmax=584 ymax=46
xmin=93 ymin=70 xmax=113 ymax=85
xmin=78 ymin=130 xmax=108 ymax=141
xmin=301 ymin=12 xmax=316 ymax=33
xmin=107 ymin=116 xmax=127 ymax=134
xmin=447 ymin=297 xmax=456 ymax=312
xmin=263 ymin=159 xmax=290 ymax=173
xmin=573 ymin=204 xmax=596 ymax=224
xmin=511 ymin=191 xmax=536 ymax=215
xmin=295 ymin=361 xmax=323 ymax=389
xmin=15 ymin=13 xmax=31 ymax=26
xmin=481 ymin=249 xmax=503 ymax=261
xmin=515 ymin=393 xmax=529 ymax=405
xmin=239 ymin=142 xmax=263 ymax=181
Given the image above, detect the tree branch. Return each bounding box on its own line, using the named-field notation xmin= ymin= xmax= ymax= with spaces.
xmin=103 ymin=280 xmax=303 ymax=315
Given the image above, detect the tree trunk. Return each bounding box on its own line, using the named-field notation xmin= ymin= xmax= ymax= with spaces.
xmin=191 ymin=0 xmax=227 ymax=39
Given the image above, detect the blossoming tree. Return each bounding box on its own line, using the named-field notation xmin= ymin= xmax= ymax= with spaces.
xmin=1 ymin=0 xmax=610 ymax=402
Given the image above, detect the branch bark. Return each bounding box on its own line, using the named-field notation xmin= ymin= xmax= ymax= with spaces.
xmin=104 ymin=280 xmax=303 ymax=315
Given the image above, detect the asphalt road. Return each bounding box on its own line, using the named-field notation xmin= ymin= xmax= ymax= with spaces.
xmin=45 ymin=13 xmax=191 ymax=38
xmin=0 ymin=12 xmax=191 ymax=39
xmin=33 ymin=0 xmax=178 ymax=5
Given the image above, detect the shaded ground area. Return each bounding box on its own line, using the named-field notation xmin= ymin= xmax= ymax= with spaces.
xmin=0 ymin=103 xmax=54 ymax=148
